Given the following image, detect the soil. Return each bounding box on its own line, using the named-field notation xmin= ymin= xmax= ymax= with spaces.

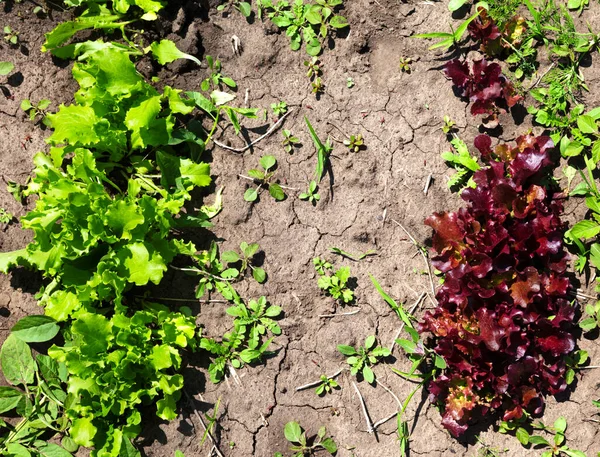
xmin=1 ymin=0 xmax=600 ymax=456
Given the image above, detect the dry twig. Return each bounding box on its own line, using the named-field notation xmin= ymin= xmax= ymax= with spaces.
xmin=352 ymin=381 xmax=374 ymax=434
xmin=295 ymin=369 xmax=343 ymax=391
xmin=183 ymin=390 xmax=225 ymax=457
xmin=318 ymin=308 xmax=361 ymax=318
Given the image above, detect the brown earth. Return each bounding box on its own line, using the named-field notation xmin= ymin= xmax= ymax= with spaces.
xmin=1 ymin=0 xmax=600 ymax=456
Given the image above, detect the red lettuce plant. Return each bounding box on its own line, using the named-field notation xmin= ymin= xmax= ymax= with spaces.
xmin=467 ymin=8 xmax=527 ymax=57
xmin=420 ymin=134 xmax=576 ymax=437
xmin=444 ymin=58 xmax=522 ymax=128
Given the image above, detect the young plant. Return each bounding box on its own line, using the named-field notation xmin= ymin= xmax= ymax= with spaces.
xmin=201 ymin=55 xmax=237 ymax=91
xmin=500 ymin=416 xmax=585 ymax=457
xmin=275 ymin=421 xmax=337 ymax=457
xmin=259 ymin=0 xmax=348 ymax=56
xmin=314 ymin=374 xmax=340 ymax=396
xmin=271 ymin=100 xmax=288 ymax=117
xmin=217 ymin=0 xmax=252 ymax=17
xmin=441 ymin=135 xmax=480 ymax=192
xmin=282 ymin=129 xmax=301 ymax=153
xmin=243 ymin=155 xmax=286 ymax=202
xmin=201 ymin=297 xmax=281 ymax=383
xmin=579 ymin=300 xmax=600 ymax=332
xmin=343 ymin=133 xmax=364 ymax=152
xmin=304 ymin=57 xmax=322 ymax=79
xmin=20 ymin=99 xmax=51 ymax=126
xmin=299 ymin=180 xmax=320 ymax=205
xmin=310 ymin=77 xmax=324 ymax=95
xmin=399 ymin=57 xmax=412 ymax=73
xmin=337 ymin=335 xmax=390 ymax=383
xmin=0 ymin=207 xmax=12 ymax=224
xmin=441 ymin=115 xmax=457 ymax=135
xmin=3 ymin=26 xmax=18 ymax=45
xmin=444 ymin=58 xmax=522 ymax=128
xmin=222 ymin=241 xmax=267 ymax=283
xmin=346 ymin=77 xmax=354 ymax=88
xmin=313 ymin=257 xmax=354 ymax=304
xmin=305 ymin=116 xmax=333 ymax=183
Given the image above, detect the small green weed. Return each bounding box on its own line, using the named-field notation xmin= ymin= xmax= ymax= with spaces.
xmin=201 ymin=55 xmax=237 ymax=91
xmin=314 ymin=257 xmax=354 ymax=304
xmin=337 ymin=335 xmax=390 ymax=384
xmin=3 ymin=26 xmax=18 ymax=45
xmin=343 ymin=133 xmax=364 ymax=152
xmin=271 ymin=100 xmax=288 ymax=117
xmin=399 ymin=56 xmax=412 ymax=73
xmin=20 ymin=99 xmax=51 ymax=126
xmin=274 ymin=421 xmax=337 ymax=457
xmin=217 ymin=0 xmax=252 ymax=17
xmin=282 ymin=129 xmax=301 ymax=153
xmin=243 ymin=155 xmax=286 ymax=202
xmin=413 ymin=10 xmax=480 ymax=50
xmin=441 ymin=135 xmax=480 ymax=192
xmin=305 ymin=116 xmax=333 ymax=183
xmin=299 ymin=180 xmax=320 ymax=205
xmin=0 ymin=207 xmax=13 ymax=224
xmin=314 ymin=374 xmax=340 ymax=396
xmin=222 ymin=241 xmax=267 ymax=283
xmin=0 ymin=61 xmax=14 ymax=77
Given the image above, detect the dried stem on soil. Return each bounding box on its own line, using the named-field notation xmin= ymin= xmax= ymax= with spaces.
xmin=352 ymin=381 xmax=374 ymax=434
xmin=295 ymin=369 xmax=343 ymax=391
xmin=213 ymin=109 xmax=293 ymax=153
xmin=318 ymin=308 xmax=361 ymax=318
xmin=390 ymin=219 xmax=436 ymax=301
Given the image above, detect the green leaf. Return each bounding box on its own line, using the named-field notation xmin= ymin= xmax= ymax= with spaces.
xmin=150 ymin=39 xmax=201 ymax=66
xmin=337 ymin=345 xmax=357 ymax=356
xmin=1 ymin=334 xmax=35 ymax=386
xmin=71 ymin=416 xmax=97 ymax=447
xmin=11 ymin=315 xmax=60 ymax=343
xmin=364 ymin=335 xmax=376 ymax=350
xmin=252 ymin=267 xmax=266 ymax=283
xmin=320 ymin=437 xmax=338 ymax=454
xmin=269 ymin=183 xmax=285 ymax=201
xmin=72 ymin=313 xmax=111 ymax=356
xmin=238 ymin=1 xmax=251 ymax=16
xmin=448 ymin=0 xmax=467 ymax=11
xmin=221 ymin=251 xmax=240 ymax=263
xmin=37 ymin=443 xmax=74 ymax=457
xmin=516 ymin=427 xmax=530 ymax=445
xmin=580 ymin=317 xmax=598 ymax=332
xmin=0 ymin=386 xmax=23 ymax=414
xmin=46 ymin=105 xmax=100 ymax=146
xmin=0 ymin=61 xmax=14 ymax=75
xmin=260 ymin=155 xmax=277 ymax=171
xmin=528 ymin=435 xmax=550 ymax=446
xmin=363 ymin=365 xmax=374 ymax=383
xmin=562 ymin=451 xmax=587 ymax=457
xmin=120 ymin=242 xmax=167 ymax=286
xmin=211 ymin=90 xmax=236 ymax=106
xmin=396 ymin=338 xmax=417 ymax=354
xmin=554 ymin=416 xmax=567 ymax=434
xmin=284 ymin=421 xmax=303 ymax=443
xmin=329 ymin=15 xmax=348 ymax=28
xmin=244 ymin=187 xmax=259 ymax=202
xmin=571 ymin=220 xmax=600 ymax=239
xmin=577 ymin=114 xmax=598 ymax=134
xmin=6 ymin=443 xmax=31 ymax=457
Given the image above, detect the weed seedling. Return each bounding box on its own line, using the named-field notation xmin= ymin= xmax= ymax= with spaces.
xmin=413 ymin=10 xmax=480 ymax=50
xmin=579 ymin=301 xmax=600 ymax=332
xmin=311 ymin=77 xmax=324 ymax=95
xmin=201 ymin=55 xmax=237 ymax=91
xmin=343 ymin=133 xmax=364 ymax=152
xmin=4 ymin=26 xmax=18 ymax=45
xmin=243 ymin=155 xmax=286 ymax=202
xmin=222 ymin=241 xmax=267 ymax=283
xmin=282 ymin=129 xmax=301 ymax=153
xmin=299 ymin=180 xmax=320 ymax=205
xmin=313 ymin=257 xmax=354 ymax=304
xmin=0 ymin=207 xmax=13 ymax=224
xmin=399 ymin=56 xmax=412 ymax=73
xmin=21 ymin=99 xmax=51 ymax=126
xmin=441 ymin=115 xmax=457 ymax=135
xmin=441 ymin=135 xmax=480 ymax=192
xmin=271 ymin=100 xmax=288 ymax=117
xmin=217 ymin=0 xmax=252 ymax=17
xmin=314 ymin=374 xmax=340 ymax=396
xmin=304 ymin=57 xmax=322 ymax=79
xmin=337 ymin=335 xmax=390 ymax=383
xmin=305 ymin=116 xmax=333 ymax=183
xmin=275 ymin=421 xmax=337 ymax=457
xmin=329 ymin=247 xmax=376 ymax=261
xmin=346 ymin=77 xmax=354 ymax=88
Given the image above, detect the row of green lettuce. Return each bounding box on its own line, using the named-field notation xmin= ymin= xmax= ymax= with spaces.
xmin=0 ymin=1 xmax=282 ymax=456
